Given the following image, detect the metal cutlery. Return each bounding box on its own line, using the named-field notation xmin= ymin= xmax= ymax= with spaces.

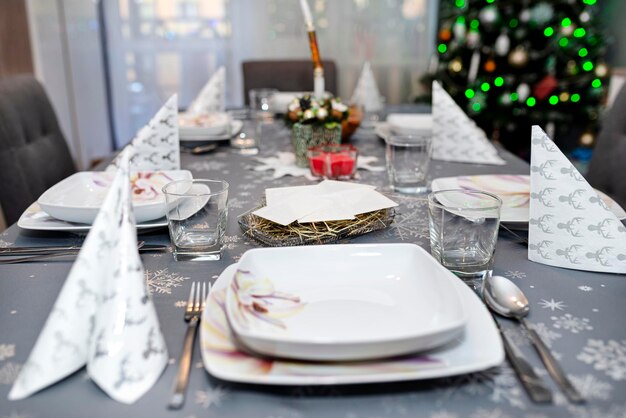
xmin=0 ymin=242 xmax=169 ymax=264
xmin=484 ymin=275 xmax=584 ymax=404
xmin=168 ymin=281 xmax=211 ymax=410
xmin=180 ymin=143 xmax=219 ymax=155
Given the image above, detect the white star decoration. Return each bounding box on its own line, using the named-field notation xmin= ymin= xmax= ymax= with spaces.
xmin=538 ymin=299 xmax=566 ymax=311
xmin=252 ymin=152 xmax=315 ymax=180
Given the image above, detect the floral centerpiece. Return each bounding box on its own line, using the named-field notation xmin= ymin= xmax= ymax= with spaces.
xmin=286 ymin=94 xmax=350 ymax=167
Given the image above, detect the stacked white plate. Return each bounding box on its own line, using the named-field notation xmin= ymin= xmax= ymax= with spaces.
xmin=18 ymin=170 xmax=192 ymax=231
xmin=431 ymin=174 xmax=626 ymax=226
xmin=200 ymin=244 xmax=505 ymax=385
xmin=375 ymin=113 xmax=433 ymax=140
xmin=178 ymin=112 xmax=242 ymax=141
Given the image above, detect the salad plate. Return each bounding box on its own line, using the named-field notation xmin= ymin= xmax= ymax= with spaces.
xmin=431 ymin=174 xmax=626 ymax=224
xmin=200 ymin=261 xmax=504 ymax=386
xmin=224 ymin=244 xmax=467 ymax=361
xmin=38 ymin=170 xmax=192 ymax=224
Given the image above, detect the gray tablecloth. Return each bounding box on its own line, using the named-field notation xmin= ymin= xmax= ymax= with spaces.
xmin=1 ymin=121 xmax=625 ymax=418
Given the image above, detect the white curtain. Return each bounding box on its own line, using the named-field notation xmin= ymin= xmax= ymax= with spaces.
xmin=104 ymin=0 xmax=436 ymax=148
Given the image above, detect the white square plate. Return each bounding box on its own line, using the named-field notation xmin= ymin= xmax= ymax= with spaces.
xmin=431 ymin=175 xmax=626 ymax=224
xmin=225 ymin=244 xmax=467 ymax=361
xmin=200 ymin=261 xmax=504 ymax=385
xmin=37 ymin=170 xmax=192 ymax=224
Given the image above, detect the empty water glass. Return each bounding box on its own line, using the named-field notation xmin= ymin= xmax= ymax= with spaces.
xmin=428 ymin=189 xmax=502 ymax=289
xmin=163 ymin=180 xmax=229 ymax=261
xmin=385 ymin=135 xmax=432 ymax=194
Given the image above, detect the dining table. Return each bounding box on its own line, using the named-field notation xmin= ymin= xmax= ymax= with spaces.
xmin=0 ymin=109 xmax=624 ymax=418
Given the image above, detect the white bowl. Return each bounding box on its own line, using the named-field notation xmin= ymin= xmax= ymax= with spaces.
xmin=38 ymin=170 xmax=192 ymax=224
xmin=225 ymin=243 xmax=467 ymax=362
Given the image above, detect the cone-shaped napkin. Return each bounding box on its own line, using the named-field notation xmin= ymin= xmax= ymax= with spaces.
xmin=109 ymin=94 xmax=180 ymax=171
xmin=528 ymin=126 xmax=626 ymax=273
xmin=432 ymin=81 xmax=506 ymax=165
xmin=350 ymin=61 xmax=384 ymax=112
xmin=9 ymin=150 xmax=168 ymax=403
xmin=187 ymin=66 xmax=226 ymax=114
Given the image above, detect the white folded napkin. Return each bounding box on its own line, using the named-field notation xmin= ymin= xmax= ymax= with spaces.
xmin=187 ymin=66 xmax=226 ymax=114
xmin=350 ymin=61 xmax=384 ymax=112
xmin=109 ymin=94 xmax=180 ymax=171
xmin=9 ymin=150 xmax=168 ymax=403
xmin=432 ymin=81 xmax=506 ymax=165
xmin=528 ymin=126 xmax=626 ymax=273
xmin=253 ymin=180 xmax=397 ymax=226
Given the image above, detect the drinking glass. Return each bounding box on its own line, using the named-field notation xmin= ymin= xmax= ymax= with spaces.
xmin=385 ymin=135 xmax=432 ymax=194
xmin=428 ymin=189 xmax=502 ymax=289
xmin=163 ymin=179 xmax=229 ymax=261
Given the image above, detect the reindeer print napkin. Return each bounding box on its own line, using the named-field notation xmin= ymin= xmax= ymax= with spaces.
xmin=528 ymin=126 xmax=626 ymax=273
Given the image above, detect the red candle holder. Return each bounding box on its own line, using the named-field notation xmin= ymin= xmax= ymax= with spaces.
xmin=307 ymin=144 xmax=358 ymax=180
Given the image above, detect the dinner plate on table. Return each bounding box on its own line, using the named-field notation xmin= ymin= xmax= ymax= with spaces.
xmin=180 ymin=119 xmax=243 ymax=142
xmin=37 ymin=170 xmax=192 ymax=224
xmin=224 ymin=244 xmax=467 ymax=362
xmin=17 ymin=202 xmax=167 ymax=232
xmin=431 ymin=174 xmax=626 ymax=225
xmin=200 ymin=250 xmax=504 ymax=386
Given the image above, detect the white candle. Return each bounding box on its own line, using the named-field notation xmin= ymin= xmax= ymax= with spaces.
xmin=299 ymin=0 xmax=315 ymax=30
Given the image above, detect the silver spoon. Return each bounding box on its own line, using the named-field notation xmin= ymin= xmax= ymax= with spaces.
xmin=483 ymin=275 xmax=585 ymax=404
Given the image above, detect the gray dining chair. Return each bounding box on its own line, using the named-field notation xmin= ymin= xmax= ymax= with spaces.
xmin=242 ymin=59 xmax=338 ymax=105
xmin=0 ymin=75 xmax=76 ymax=225
xmin=586 ymin=84 xmax=626 ymax=209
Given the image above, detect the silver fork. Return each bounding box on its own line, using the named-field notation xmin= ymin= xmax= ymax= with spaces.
xmin=168 ymin=281 xmax=210 ymax=410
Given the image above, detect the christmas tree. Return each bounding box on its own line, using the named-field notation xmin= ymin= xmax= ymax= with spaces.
xmin=432 ymin=0 xmax=609 ymax=160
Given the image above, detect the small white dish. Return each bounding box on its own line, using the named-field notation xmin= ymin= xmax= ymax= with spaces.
xmin=38 ymin=170 xmax=192 ymax=224
xmin=386 ymin=113 xmax=433 ymax=136
xmin=431 ymin=174 xmax=626 ymax=223
xmin=200 ymin=263 xmax=504 ymax=385
xmin=178 ymin=111 xmax=230 ymax=134
xmin=179 ymin=120 xmax=243 ymax=142
xmin=17 ymin=203 xmax=167 ymax=232
xmin=224 ymin=244 xmax=467 ymax=362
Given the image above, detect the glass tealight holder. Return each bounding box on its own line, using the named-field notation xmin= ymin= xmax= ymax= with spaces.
xmin=307 ymin=144 xmax=358 ymax=180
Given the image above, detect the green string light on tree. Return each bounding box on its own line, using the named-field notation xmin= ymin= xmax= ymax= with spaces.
xmin=432 ymin=0 xmax=608 ymax=155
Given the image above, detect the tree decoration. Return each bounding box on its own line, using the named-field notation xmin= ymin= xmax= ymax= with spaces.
xmin=431 ymin=0 xmax=609 ymax=157
xmin=495 ymin=32 xmax=510 ymax=56
xmin=508 ymin=45 xmax=529 ymax=68
xmin=533 ymin=75 xmax=559 ymax=100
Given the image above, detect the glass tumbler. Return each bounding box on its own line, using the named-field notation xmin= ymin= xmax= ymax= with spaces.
xmin=428 ymin=189 xmax=502 ymax=289
xmin=163 ymin=179 xmax=229 ymax=261
xmin=385 ymin=135 xmax=432 ymax=194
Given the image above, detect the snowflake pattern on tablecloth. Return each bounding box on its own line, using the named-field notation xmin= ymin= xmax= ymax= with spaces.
xmin=503 ymin=270 xmax=526 ymax=279
xmin=577 ymin=339 xmax=626 ymax=381
xmin=186 ymin=160 xmax=228 ymax=172
xmin=569 ymin=373 xmax=613 ymax=400
xmin=0 ymin=344 xmax=15 ymax=361
xmin=0 ymin=239 xmax=13 ymax=248
xmin=195 ymin=386 xmax=228 ymax=408
xmin=174 ymin=300 xmax=187 ymax=308
xmin=551 ymin=313 xmax=593 ymax=334
xmin=538 ymin=298 xmax=566 ymax=311
xmin=427 ymin=411 xmax=459 ymax=418
xmin=0 ymin=362 xmax=21 ymax=384
xmin=533 ymin=322 xmax=562 ymax=348
xmin=386 ymin=211 xmax=430 ymax=241
xmin=578 ymin=285 xmax=593 ymax=292
xmin=227 ymin=197 xmax=248 ymax=210
xmin=439 ymin=366 xmax=526 ymax=409
xmin=145 ymin=268 xmax=190 ymax=295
